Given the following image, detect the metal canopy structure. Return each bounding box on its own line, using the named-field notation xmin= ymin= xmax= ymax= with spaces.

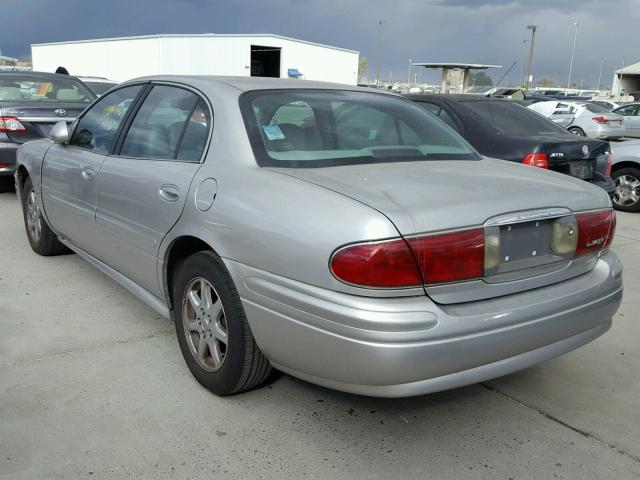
xmin=412 ymin=62 xmax=502 ymax=93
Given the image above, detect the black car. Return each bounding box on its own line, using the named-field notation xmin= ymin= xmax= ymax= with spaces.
xmin=0 ymin=71 xmax=96 ymax=179
xmin=406 ymin=94 xmax=615 ymax=195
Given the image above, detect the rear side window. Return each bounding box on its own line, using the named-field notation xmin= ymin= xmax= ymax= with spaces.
xmin=615 ymin=105 xmax=639 ymax=116
xmin=416 ymin=102 xmax=459 ymax=131
xmin=242 ymin=89 xmax=479 ymax=168
xmin=120 ymin=85 xmax=210 ymax=161
xmin=70 ymin=85 xmax=142 ymax=154
xmin=462 ymin=100 xmax=567 ymax=136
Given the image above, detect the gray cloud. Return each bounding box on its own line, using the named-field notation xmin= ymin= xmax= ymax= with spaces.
xmin=0 ymin=0 xmax=638 ymax=88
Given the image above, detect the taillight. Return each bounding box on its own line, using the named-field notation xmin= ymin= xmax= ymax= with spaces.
xmin=592 ymin=116 xmax=609 ymax=124
xmin=576 ymin=210 xmax=616 ymax=257
xmin=330 ymin=238 xmax=422 ymax=288
xmin=407 ymin=229 xmax=485 ymax=284
xmin=604 ymin=151 xmax=613 ymax=176
xmin=330 ymin=228 xmax=485 ymax=288
xmin=522 ymin=153 xmax=549 ymax=169
xmin=0 ymin=116 xmax=26 ymax=133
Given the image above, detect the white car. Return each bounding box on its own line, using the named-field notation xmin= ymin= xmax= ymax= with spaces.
xmin=529 ymin=101 xmax=625 ymax=140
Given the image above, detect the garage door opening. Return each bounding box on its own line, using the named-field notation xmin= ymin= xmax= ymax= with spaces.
xmin=251 ymin=45 xmax=281 ymax=78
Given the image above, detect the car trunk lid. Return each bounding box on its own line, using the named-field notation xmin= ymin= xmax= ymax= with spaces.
xmin=273 ymin=158 xmax=611 ymax=303
xmin=0 ymin=103 xmax=84 ymax=144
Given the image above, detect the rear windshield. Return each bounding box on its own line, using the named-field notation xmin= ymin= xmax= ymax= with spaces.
xmin=0 ymin=75 xmax=96 ymax=103
xmin=463 ymin=100 xmax=568 ymax=136
xmin=241 ymin=89 xmax=480 ymax=168
xmin=583 ymin=103 xmax=610 ymax=113
xmin=83 ymin=81 xmax=117 ymax=96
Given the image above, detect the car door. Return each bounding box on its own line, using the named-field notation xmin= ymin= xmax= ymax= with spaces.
xmin=41 ymin=85 xmax=144 ymax=253
xmin=93 ymin=84 xmax=211 ymax=296
xmin=614 ymin=105 xmax=640 ymax=137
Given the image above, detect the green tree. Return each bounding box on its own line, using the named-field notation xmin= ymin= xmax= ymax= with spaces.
xmin=358 ymin=56 xmax=369 ymax=82
xmin=470 ymin=71 xmax=493 ymax=86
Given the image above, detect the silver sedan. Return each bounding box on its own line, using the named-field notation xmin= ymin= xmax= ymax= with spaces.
xmin=15 ymin=76 xmax=622 ymax=397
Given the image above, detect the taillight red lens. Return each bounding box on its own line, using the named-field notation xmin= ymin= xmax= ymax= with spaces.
xmin=576 ymin=210 xmax=615 ymax=257
xmin=592 ymin=116 xmax=609 ymax=124
xmin=0 ymin=116 xmax=26 ymax=133
xmin=522 ymin=153 xmax=549 ymax=169
xmin=407 ymin=228 xmax=485 ymax=284
xmin=604 ymin=151 xmax=613 ymax=176
xmin=330 ymin=239 xmax=422 ymax=288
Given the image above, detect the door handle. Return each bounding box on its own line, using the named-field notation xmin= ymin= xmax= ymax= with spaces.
xmin=81 ymin=166 xmax=96 ymax=181
xmin=159 ymin=184 xmax=180 ymax=202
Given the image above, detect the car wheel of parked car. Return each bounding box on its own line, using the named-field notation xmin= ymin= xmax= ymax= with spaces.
xmin=612 ymin=167 xmax=640 ymax=212
xmin=21 ymin=177 xmax=70 ymax=256
xmin=173 ymin=250 xmax=272 ymax=395
xmin=568 ymin=127 xmax=586 ymax=136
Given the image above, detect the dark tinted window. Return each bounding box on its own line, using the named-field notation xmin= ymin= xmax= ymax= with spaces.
xmin=70 ymin=85 xmax=142 ymax=154
xmin=176 ymin=99 xmax=211 ymax=161
xmin=241 ymin=90 xmax=479 ymax=168
xmin=614 ymin=105 xmax=639 ymax=116
xmin=0 ymin=74 xmax=95 ymax=103
xmin=120 ymin=86 xmax=201 ymax=160
xmin=83 ymin=81 xmax=117 ymax=96
xmin=462 ymin=100 xmax=567 ymax=136
xmin=416 ymin=102 xmax=459 ymax=131
xmin=583 ymin=103 xmax=609 ymax=114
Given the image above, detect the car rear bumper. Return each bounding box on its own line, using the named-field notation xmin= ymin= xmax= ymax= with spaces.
xmin=0 ymin=142 xmax=18 ymax=176
xmin=228 ymin=251 xmax=623 ymax=397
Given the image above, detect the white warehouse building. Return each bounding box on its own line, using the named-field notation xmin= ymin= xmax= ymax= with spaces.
xmin=31 ymin=34 xmax=359 ymax=85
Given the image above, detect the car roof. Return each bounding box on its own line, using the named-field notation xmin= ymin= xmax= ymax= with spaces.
xmin=0 ymin=70 xmax=83 ymax=81
xmin=404 ymin=93 xmax=513 ymax=103
xmin=126 ymin=75 xmax=394 ymax=94
xmin=77 ymin=76 xmax=118 ymax=83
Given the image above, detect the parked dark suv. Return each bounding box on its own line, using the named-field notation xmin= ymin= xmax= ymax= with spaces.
xmin=0 ymin=71 xmax=96 ymax=179
xmin=406 ymin=94 xmax=615 ymax=195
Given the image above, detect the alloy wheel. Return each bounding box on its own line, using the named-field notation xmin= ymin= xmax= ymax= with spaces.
xmin=613 ymin=174 xmax=640 ymax=208
xmin=26 ymin=189 xmax=42 ymax=242
xmin=182 ymin=277 xmax=228 ymax=372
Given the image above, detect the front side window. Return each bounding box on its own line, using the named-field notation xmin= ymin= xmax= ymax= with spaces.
xmin=241 ymin=90 xmax=479 ymax=168
xmin=0 ymin=74 xmax=95 ymax=103
xmin=614 ymin=105 xmax=639 ymax=116
xmin=69 ymin=85 xmax=142 ymax=154
xmin=120 ymin=85 xmax=209 ymax=161
xmin=462 ymin=100 xmax=567 ymax=136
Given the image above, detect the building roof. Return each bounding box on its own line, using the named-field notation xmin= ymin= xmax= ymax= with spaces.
xmin=412 ymin=62 xmax=502 ymax=70
xmin=615 ymin=61 xmax=640 ymax=75
xmin=31 ymin=33 xmax=359 ymax=54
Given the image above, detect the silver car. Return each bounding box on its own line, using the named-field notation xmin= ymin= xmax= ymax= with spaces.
xmin=612 ymin=103 xmax=640 ymax=138
xmin=529 ymin=101 xmax=625 ymax=140
xmin=15 ymin=76 xmax=622 ymax=397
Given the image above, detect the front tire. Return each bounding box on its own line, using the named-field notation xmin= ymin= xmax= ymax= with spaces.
xmin=21 ymin=177 xmax=70 ymax=256
xmin=173 ymin=251 xmax=271 ymax=395
xmin=612 ymin=167 xmax=640 ymax=212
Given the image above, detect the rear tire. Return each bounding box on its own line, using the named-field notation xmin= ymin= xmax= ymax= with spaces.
xmin=612 ymin=167 xmax=640 ymax=212
xmin=173 ymin=250 xmax=272 ymax=395
xmin=21 ymin=177 xmax=70 ymax=256
xmin=568 ymin=127 xmax=586 ymax=136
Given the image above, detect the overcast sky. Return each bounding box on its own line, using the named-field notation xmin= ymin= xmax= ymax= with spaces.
xmin=2 ymin=0 xmax=638 ymax=87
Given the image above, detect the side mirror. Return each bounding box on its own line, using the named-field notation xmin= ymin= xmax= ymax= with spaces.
xmin=49 ymin=121 xmax=69 ymax=144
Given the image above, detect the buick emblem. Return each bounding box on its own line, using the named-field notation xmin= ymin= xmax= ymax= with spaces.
xmin=54 ymin=109 xmax=67 ymax=117
xmin=582 ymin=145 xmax=589 ymax=157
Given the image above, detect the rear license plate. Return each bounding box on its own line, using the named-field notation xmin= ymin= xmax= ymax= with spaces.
xmin=569 ymin=160 xmax=594 ymax=180
xmin=500 ymin=221 xmax=550 ymax=266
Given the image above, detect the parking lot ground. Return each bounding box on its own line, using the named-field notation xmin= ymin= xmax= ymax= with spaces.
xmin=1 ymin=186 xmax=639 ymax=480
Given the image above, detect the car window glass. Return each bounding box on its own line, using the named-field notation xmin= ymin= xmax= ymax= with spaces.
xmin=584 ymin=103 xmax=609 ymax=113
xmin=243 ymin=90 xmax=480 ymax=167
xmin=418 ymin=102 xmax=442 ymax=116
xmin=69 ymin=85 xmax=142 ymax=154
xmin=462 ymin=100 xmax=567 ymax=136
xmin=0 ymin=74 xmax=95 ymax=103
xmin=120 ymin=85 xmax=199 ymax=160
xmin=437 ymin=109 xmax=459 ymax=131
xmin=176 ymin=99 xmax=211 ymax=162
xmin=615 ymin=105 xmax=637 ymax=116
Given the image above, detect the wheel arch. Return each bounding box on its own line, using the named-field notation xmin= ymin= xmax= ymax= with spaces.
xmin=162 ymin=235 xmax=218 ymax=310
xmin=611 ymin=160 xmax=640 ymax=174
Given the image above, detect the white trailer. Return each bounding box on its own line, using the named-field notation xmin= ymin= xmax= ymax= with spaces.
xmin=32 ymin=34 xmax=359 ymax=85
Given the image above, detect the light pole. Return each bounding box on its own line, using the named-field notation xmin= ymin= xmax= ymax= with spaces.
xmin=525 ymin=25 xmax=537 ymax=93
xmin=619 ymin=57 xmax=626 ymax=96
xmin=567 ymin=22 xmax=579 ymax=90
xmin=375 ymin=19 xmax=385 ymax=87
xmin=407 ymin=58 xmax=412 ymax=85
xmin=597 ymin=60 xmax=604 ymax=91
xmin=519 ymin=38 xmax=527 ymax=86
